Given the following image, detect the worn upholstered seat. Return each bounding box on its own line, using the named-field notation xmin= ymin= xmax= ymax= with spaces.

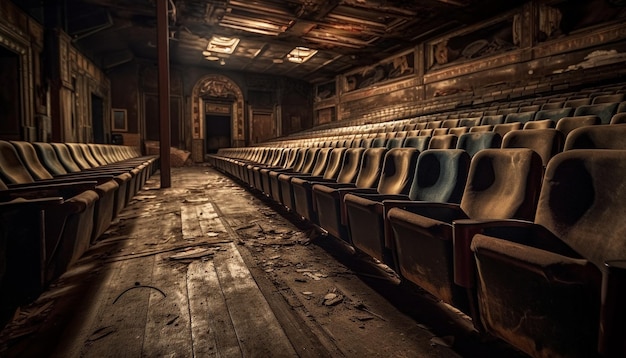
xmin=428 ymin=134 xmax=457 ymax=149
xmin=456 ymin=132 xmax=502 ymax=158
xmin=292 ymin=147 xmax=354 ymax=222
xmin=492 ymin=122 xmax=522 ymax=138
xmin=470 ymin=149 xmax=626 ymax=358
xmin=345 ymin=149 xmax=470 ymax=266
xmin=556 ymin=115 xmax=600 ymax=136
xmin=480 ymin=115 xmax=504 ymax=126
xmin=534 ymin=107 xmax=574 ymax=122
xmin=564 ymin=123 xmax=626 ymax=150
xmin=501 ymin=129 xmax=564 ymax=167
xmin=610 ymin=112 xmax=626 ymax=124
xmin=402 ymin=136 xmax=430 ymax=151
xmin=573 ymin=102 xmax=619 ymax=124
xmin=387 ymin=148 xmax=542 ymax=316
xmin=326 ymin=148 xmax=420 ymax=247
xmin=262 ymin=148 xmax=306 ymax=200
xmin=312 ymin=148 xmax=387 ymax=242
xmin=278 ymin=147 xmax=329 ymax=209
xmin=504 ymin=111 xmax=536 ymax=124
xmin=269 ymin=147 xmax=320 ymax=204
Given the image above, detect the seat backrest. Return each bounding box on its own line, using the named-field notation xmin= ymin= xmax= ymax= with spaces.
xmin=385 ymin=137 xmax=405 ymax=149
xmin=448 ymin=126 xmax=469 ymax=136
xmin=51 ymin=143 xmax=84 ymax=173
xmin=426 ymin=120 xmax=443 ymax=129
xmin=460 ymin=148 xmax=543 ymax=220
xmin=564 ymin=97 xmax=591 ymax=108
xmin=321 ymin=147 xmax=347 ymax=180
xmin=10 ymin=141 xmax=54 ymax=180
xmin=442 ymin=119 xmax=460 ymax=128
xmin=0 ymin=140 xmax=36 ymax=184
xmin=289 ymin=148 xmax=309 ymax=172
xmin=493 ymin=122 xmax=522 ymax=138
xmin=33 ymin=142 xmax=69 ymax=175
xmin=428 ymin=134 xmax=458 ymax=149
xmin=480 ymin=115 xmax=504 ymax=126
xmin=371 ymin=137 xmax=387 ymax=148
xmin=403 ymin=136 xmax=430 ymax=151
xmin=64 ymin=143 xmax=93 ymax=170
xmin=354 ymin=148 xmax=387 ymax=189
xmin=535 ymin=149 xmax=626 ymax=267
xmin=505 ymin=111 xmax=536 ymax=124
xmin=419 ymin=128 xmax=434 ymax=137
xmin=87 ymin=144 xmax=109 ymax=165
xmin=459 ymin=117 xmax=481 ymax=127
xmin=592 ymin=93 xmax=624 ymax=104
xmin=336 ymin=148 xmax=365 ymax=184
xmin=540 ymin=101 xmax=564 ymax=110
xmin=456 ymin=132 xmax=502 ymax=158
xmin=523 ymin=119 xmax=555 ymax=129
xmin=610 ymin=113 xmax=626 ymax=124
xmin=564 ymin=123 xmax=626 ymax=150
xmin=79 ymin=143 xmax=102 ymax=168
xmin=469 ymin=125 xmax=492 ymax=133
xmin=556 ymin=115 xmax=600 ymax=137
xmin=376 ymin=148 xmax=420 ymax=195
xmin=573 ymin=103 xmax=618 ymax=124
xmin=408 ymin=149 xmax=470 ymax=203
xmin=502 ymin=129 xmax=564 ymax=167
xmin=308 ymin=147 xmax=331 ymax=176
xmin=534 ymin=107 xmax=574 ymax=122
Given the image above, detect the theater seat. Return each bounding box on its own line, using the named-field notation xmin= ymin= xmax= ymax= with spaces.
xmin=402 ymin=136 xmax=430 ymax=151
xmin=556 ymin=115 xmax=600 ymax=136
xmin=564 ymin=123 xmax=626 ymax=150
xmin=573 ymin=102 xmax=619 ymax=124
xmin=269 ymin=148 xmax=319 ymax=203
xmin=345 ymin=149 xmax=470 ymax=266
xmin=387 ymin=148 xmax=542 ymax=316
xmin=456 ymin=132 xmax=502 ymax=158
xmin=501 ymin=129 xmax=563 ymax=167
xmin=292 ymin=147 xmax=354 ymax=222
xmin=278 ymin=147 xmax=330 ymax=209
xmin=428 ymin=134 xmax=457 ymax=149
xmin=312 ymin=148 xmax=387 ymax=242
xmin=470 ymin=149 xmax=626 ymax=358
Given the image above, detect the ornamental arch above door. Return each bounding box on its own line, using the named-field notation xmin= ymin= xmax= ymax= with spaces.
xmin=190 ymin=74 xmax=245 ymax=162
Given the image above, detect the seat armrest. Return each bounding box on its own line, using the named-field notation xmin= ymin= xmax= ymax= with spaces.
xmin=599 ymin=260 xmax=626 ymax=357
xmin=453 ymin=219 xmax=583 ymax=288
xmin=1 ymin=181 xmax=98 ymax=201
xmin=452 ymin=219 xmax=536 ymax=288
xmin=384 ymin=201 xmax=465 ymax=223
xmin=0 ymin=197 xmax=65 ymax=210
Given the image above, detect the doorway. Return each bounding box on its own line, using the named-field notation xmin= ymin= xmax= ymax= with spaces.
xmin=91 ymin=94 xmax=105 ymax=143
xmin=0 ymin=46 xmax=21 ymax=140
xmin=205 ymin=114 xmax=231 ymax=153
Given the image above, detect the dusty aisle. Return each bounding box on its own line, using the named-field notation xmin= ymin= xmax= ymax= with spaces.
xmin=0 ymin=166 xmax=522 ymax=357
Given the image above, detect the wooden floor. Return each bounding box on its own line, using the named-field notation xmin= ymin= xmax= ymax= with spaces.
xmin=0 ymin=165 xmax=526 ymax=357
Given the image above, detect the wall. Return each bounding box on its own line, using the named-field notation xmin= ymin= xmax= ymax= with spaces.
xmin=314 ymin=0 xmax=626 ymax=126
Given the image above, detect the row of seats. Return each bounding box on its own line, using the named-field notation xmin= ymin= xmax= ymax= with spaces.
xmin=268 ymin=103 xmax=626 ymax=149
xmin=0 ymin=141 xmax=158 ymax=316
xmin=306 ymin=82 xmax=626 ymax=135
xmin=208 ymin=123 xmax=626 ymax=358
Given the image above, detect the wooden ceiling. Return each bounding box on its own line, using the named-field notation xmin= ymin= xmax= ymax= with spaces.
xmin=64 ymin=0 xmax=527 ymax=83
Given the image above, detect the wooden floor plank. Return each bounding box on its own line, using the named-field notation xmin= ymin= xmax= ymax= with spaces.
xmin=79 ymin=255 xmax=156 ymax=358
xmin=187 ymin=260 xmax=222 ymax=357
xmin=214 ymin=243 xmax=298 ymax=357
xmin=142 ymin=254 xmax=194 ymax=356
xmin=201 ymin=259 xmax=243 ymax=357
xmin=181 ymin=205 xmax=203 ymax=240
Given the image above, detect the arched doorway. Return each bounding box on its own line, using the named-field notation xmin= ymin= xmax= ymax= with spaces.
xmin=190 ymin=75 xmax=244 ymax=162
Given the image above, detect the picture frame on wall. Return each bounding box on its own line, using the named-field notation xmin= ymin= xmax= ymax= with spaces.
xmin=112 ymin=108 xmax=127 ymax=132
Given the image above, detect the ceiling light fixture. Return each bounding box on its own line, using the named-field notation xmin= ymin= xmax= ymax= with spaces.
xmin=287 ymin=46 xmax=317 ymax=64
xmin=207 ymin=35 xmax=240 ymax=54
